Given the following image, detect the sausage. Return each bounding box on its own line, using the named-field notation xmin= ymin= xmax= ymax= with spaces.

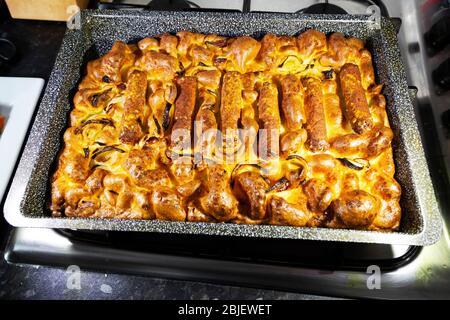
xmin=85 ymin=168 xmax=108 ymax=194
xmin=86 ymin=41 xmax=136 ymax=84
xmin=330 ymin=125 xmax=393 ymax=158
xmin=233 ymin=171 xmax=269 ymax=220
xmin=195 ymin=90 xmax=217 ymax=158
xmin=371 ymin=200 xmax=401 ymax=230
xmin=280 ymin=74 xmax=305 ymax=130
xmin=330 ymin=132 xmax=368 ymax=156
xmin=137 ymin=51 xmax=178 ymax=81
xmin=228 ymin=36 xmax=261 ymax=73
xmin=196 ymin=70 xmax=222 ymax=90
xmin=133 ymin=169 xmax=172 ymax=190
xmin=258 ymin=82 xmax=281 ymax=159
xmin=330 ymin=190 xmax=380 ymax=228
xmin=198 ymin=165 xmax=238 ymax=221
xmin=302 ymin=178 xmax=333 ymax=213
xmin=119 ymin=70 xmax=147 ymax=145
xmin=159 ymin=33 xmax=178 ymax=56
xmin=268 ymin=196 xmax=310 ymax=227
xmin=61 ymin=151 xmax=90 ymax=183
xmin=359 ymin=49 xmax=375 ymax=89
xmin=220 ymin=72 xmax=243 ymax=154
xmin=302 ymin=77 xmax=329 ymax=152
xmin=339 ymin=63 xmax=374 ymax=134
xmin=257 ymin=33 xmax=278 ymax=68
xmin=296 ymin=29 xmax=327 ymax=61
xmin=170 ymin=76 xmax=197 ymax=154
xmin=319 ymin=33 xmax=350 ymax=68
xmin=151 ymin=188 xmax=186 ymax=221
xmin=280 ymin=129 xmax=307 ymax=155
xmin=367 ymin=126 xmax=393 ymax=157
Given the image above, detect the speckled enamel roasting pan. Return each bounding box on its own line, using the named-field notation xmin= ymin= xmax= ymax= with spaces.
xmin=3 ymin=10 xmax=443 ymax=245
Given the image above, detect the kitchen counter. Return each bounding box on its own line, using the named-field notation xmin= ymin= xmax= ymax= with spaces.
xmin=0 ymin=13 xmax=328 ymax=301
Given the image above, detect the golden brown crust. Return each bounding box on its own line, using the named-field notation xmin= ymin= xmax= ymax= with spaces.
xmin=51 ymin=30 xmax=401 ymax=231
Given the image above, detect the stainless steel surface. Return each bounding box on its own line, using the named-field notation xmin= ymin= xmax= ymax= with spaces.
xmin=4 ymin=227 xmax=448 ymax=299
xmin=396 ymin=0 xmax=450 ymax=187
xmin=2 ymin=9 xmax=442 ymax=245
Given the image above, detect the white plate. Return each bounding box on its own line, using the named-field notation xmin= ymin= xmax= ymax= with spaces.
xmin=0 ymin=77 xmax=45 ymax=202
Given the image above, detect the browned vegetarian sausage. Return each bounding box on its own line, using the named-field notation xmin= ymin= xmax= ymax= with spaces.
xmin=280 ymin=74 xmax=305 ymax=130
xmin=257 ymin=33 xmax=278 ymax=68
xmin=198 ymin=165 xmax=238 ymax=221
xmin=302 ymin=77 xmax=329 ymax=152
xmin=330 ymin=125 xmax=393 ymax=158
xmin=151 ymin=187 xmax=187 ymax=221
xmin=228 ymin=36 xmax=261 ymax=73
xmin=119 ymin=70 xmax=147 ymax=145
xmin=280 ymin=129 xmax=307 ymax=155
xmin=220 ymin=72 xmax=243 ymax=154
xmin=159 ymin=33 xmax=179 ymax=56
xmin=371 ymin=200 xmax=401 ymax=230
xmin=359 ymin=49 xmax=375 ymax=89
xmin=86 ymin=41 xmax=136 ymax=84
xmin=339 ymin=63 xmax=374 ymax=134
xmin=195 ymin=90 xmax=218 ymax=158
xmin=258 ymin=82 xmax=281 ymax=159
xmin=367 ymin=126 xmax=393 ymax=157
xmin=268 ymin=195 xmax=310 ymax=227
xmin=302 ymin=178 xmax=333 ymax=213
xmin=170 ymin=76 xmax=197 ymax=154
xmin=296 ymin=29 xmax=327 ymax=60
xmin=330 ymin=190 xmax=380 ymax=228
xmin=233 ymin=171 xmax=269 ymax=220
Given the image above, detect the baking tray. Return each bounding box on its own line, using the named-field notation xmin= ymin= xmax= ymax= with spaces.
xmin=3 ymin=10 xmax=443 ymax=245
